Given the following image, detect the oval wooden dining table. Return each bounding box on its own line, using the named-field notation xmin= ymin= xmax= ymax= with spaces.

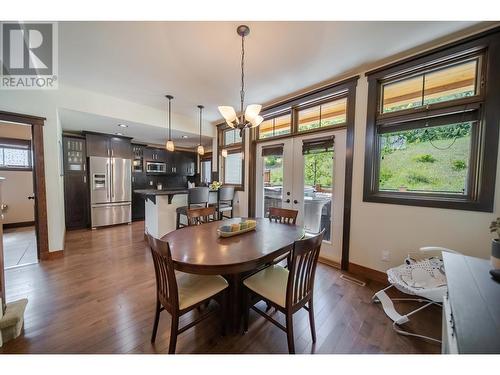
xmin=160 ymin=217 xmax=304 ymax=333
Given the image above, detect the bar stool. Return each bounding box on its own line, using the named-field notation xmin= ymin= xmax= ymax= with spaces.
xmin=176 ymin=187 xmax=209 ymax=229
xmin=210 ymin=186 xmax=235 ymax=220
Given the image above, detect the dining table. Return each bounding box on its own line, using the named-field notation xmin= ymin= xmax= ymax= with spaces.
xmin=160 ymin=217 xmax=304 ymax=334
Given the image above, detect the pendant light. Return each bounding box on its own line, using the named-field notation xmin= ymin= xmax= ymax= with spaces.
xmin=165 ymin=95 xmax=175 ymax=152
xmin=197 ymin=105 xmax=205 ymax=156
xmin=218 ymin=25 xmax=263 ymax=136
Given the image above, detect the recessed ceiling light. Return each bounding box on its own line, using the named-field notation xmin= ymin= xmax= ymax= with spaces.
xmin=115 ymin=132 xmax=123 ymax=136
xmin=118 ymin=124 xmax=128 ymax=128
xmin=182 ymin=135 xmax=188 ymax=139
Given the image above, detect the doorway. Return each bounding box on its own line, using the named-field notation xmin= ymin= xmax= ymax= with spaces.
xmin=255 ymin=129 xmax=347 ymax=263
xmin=0 ymin=122 xmax=38 ymax=268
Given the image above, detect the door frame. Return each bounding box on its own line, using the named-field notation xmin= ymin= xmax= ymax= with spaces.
xmin=0 ymin=110 xmax=50 ymax=261
xmin=248 ymin=78 xmax=357 ymax=270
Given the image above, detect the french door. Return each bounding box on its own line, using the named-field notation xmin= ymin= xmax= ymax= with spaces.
xmin=255 ymin=129 xmax=346 ymax=263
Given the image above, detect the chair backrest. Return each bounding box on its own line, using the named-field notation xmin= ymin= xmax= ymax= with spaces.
xmin=268 ymin=207 xmax=298 ymax=225
xmin=286 ymin=230 xmax=325 ymax=309
xmin=188 ymin=187 xmax=209 ymax=207
xmin=218 ymin=186 xmax=235 ymax=203
xmin=146 ymin=232 xmax=178 ymax=313
xmin=186 ymin=206 xmax=216 ymax=226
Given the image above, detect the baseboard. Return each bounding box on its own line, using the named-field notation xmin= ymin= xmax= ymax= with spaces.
xmin=318 ymin=256 xmax=341 ymax=269
xmin=40 ymin=250 xmax=64 ymax=261
xmin=348 ymin=262 xmax=388 ymax=285
xmin=3 ymin=221 xmax=35 ymax=229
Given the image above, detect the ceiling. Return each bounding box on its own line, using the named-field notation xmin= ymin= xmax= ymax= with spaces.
xmin=59 ymin=109 xmax=213 ymax=148
xmin=58 ymin=21 xmax=485 ymax=123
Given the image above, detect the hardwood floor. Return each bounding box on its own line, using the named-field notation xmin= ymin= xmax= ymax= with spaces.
xmin=1 ymin=221 xmax=440 ymax=354
xmin=3 ymin=226 xmax=38 ymax=268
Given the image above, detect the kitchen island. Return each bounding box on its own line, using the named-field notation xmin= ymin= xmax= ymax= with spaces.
xmin=134 ymin=188 xmax=218 ymax=238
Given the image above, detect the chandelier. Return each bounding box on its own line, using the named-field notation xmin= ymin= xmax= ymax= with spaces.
xmin=218 ymin=25 xmax=263 ymax=136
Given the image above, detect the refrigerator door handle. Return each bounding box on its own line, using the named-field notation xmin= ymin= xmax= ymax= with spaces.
xmin=111 ymin=158 xmax=115 ymax=200
xmin=106 ymin=161 xmax=110 ymax=200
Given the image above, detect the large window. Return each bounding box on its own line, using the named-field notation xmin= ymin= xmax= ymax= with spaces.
xmin=223 ymin=151 xmax=243 ymax=185
xmin=364 ymin=30 xmax=500 ymax=212
xmin=0 ymin=138 xmax=32 ymax=170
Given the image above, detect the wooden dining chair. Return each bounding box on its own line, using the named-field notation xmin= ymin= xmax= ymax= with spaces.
xmin=176 ymin=187 xmax=210 ymax=229
xmin=186 ymin=206 xmax=217 ymax=226
xmin=242 ymin=229 xmax=325 ymax=354
xmin=268 ymin=207 xmax=298 ymax=225
xmin=146 ymin=232 xmax=228 ymax=354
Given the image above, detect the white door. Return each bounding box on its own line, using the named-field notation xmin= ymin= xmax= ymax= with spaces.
xmin=255 ymin=129 xmax=346 ymax=263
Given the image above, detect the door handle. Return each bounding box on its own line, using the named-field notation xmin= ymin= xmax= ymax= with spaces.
xmin=293 ymin=199 xmax=298 ymax=204
xmin=28 ymin=195 xmax=35 ymax=200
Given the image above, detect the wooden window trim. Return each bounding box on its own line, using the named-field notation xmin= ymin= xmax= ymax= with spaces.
xmin=363 ymin=29 xmax=500 ymax=212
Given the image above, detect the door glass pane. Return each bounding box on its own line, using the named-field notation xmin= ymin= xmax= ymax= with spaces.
xmin=423 ymin=60 xmax=477 ymax=105
xmin=382 ymin=75 xmax=424 ymax=113
xmin=263 ymin=151 xmax=283 ymax=217
xmin=303 ymin=149 xmax=333 ymax=241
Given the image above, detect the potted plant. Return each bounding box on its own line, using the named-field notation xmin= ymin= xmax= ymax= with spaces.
xmin=489 ymin=217 xmax=500 ymax=269
xmin=209 ymin=181 xmax=222 ymax=191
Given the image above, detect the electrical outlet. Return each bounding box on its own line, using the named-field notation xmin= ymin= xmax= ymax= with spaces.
xmin=382 ymin=250 xmax=390 ymax=262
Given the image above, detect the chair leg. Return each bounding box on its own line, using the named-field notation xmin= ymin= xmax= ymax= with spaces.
xmin=168 ymin=314 xmax=179 ymax=354
xmin=243 ymin=289 xmax=250 ymax=333
xmin=286 ymin=313 xmax=295 ymax=354
xmin=151 ymin=299 xmax=161 ymax=343
xmin=176 ymin=213 xmax=180 ymax=229
xmin=308 ymin=299 xmax=316 ymax=343
xmin=220 ymin=291 xmax=227 ymax=336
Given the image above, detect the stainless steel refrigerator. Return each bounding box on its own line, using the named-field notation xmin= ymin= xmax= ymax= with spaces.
xmin=90 ymin=156 xmax=132 ymax=228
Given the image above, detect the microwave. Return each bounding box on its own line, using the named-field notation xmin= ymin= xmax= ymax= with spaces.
xmin=146 ymin=161 xmax=167 ymax=174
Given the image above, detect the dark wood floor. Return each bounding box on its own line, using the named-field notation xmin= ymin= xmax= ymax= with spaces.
xmin=1 ymin=221 xmax=441 ymax=354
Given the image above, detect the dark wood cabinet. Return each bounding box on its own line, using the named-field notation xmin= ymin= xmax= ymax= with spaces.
xmin=178 ymin=151 xmax=196 ymax=176
xmin=143 ymin=146 xmax=196 ymax=175
xmin=132 ymin=173 xmax=147 ymax=221
xmin=85 ymin=133 xmax=131 ymax=158
xmin=63 ymin=136 xmax=89 ymax=229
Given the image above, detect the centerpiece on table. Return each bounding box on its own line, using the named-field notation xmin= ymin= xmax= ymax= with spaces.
xmin=217 ymin=219 xmax=257 ymax=238
xmin=209 ymin=181 xmax=222 ymax=190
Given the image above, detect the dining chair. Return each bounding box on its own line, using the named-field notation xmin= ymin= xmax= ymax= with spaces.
xmin=146 ymin=232 xmax=228 ymax=354
xmin=186 ymin=206 xmax=217 ymax=226
xmin=242 ymin=229 xmax=325 ymax=354
xmin=211 ymin=186 xmax=235 ymax=220
xmin=268 ymin=207 xmax=298 ymax=225
xmin=268 ymin=207 xmax=299 ymax=267
xmin=176 ymin=187 xmax=210 ymax=229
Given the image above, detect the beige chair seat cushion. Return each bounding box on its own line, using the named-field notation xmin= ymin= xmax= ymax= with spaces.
xmin=243 ymin=265 xmax=289 ymax=308
xmin=176 ymin=272 xmax=228 ymax=310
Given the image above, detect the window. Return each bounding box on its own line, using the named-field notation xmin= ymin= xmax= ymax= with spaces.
xmin=364 ymin=29 xmax=500 ymax=212
xmin=223 ymin=129 xmax=242 ymax=146
xmin=218 ymin=124 xmax=245 ymax=189
xmin=381 ymin=58 xmax=479 ymax=113
xmin=259 ymin=113 xmax=292 ymax=139
xmin=0 ymin=138 xmax=32 ymax=170
xmin=200 ymin=158 xmax=212 ymax=185
xmin=223 ymin=151 xmax=243 ymax=185
xmin=298 ymin=97 xmax=347 ymax=132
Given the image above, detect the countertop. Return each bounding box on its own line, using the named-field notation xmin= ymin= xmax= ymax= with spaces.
xmin=134 ymin=188 xmax=189 ymax=196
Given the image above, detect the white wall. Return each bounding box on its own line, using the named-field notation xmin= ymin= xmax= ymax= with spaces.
xmin=0 ymin=170 xmax=34 ymax=224
xmin=0 ymin=123 xmax=34 ymax=224
xmin=0 ymin=84 xmax=214 ymax=252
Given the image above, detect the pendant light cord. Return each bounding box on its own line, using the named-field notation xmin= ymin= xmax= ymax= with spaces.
xmin=240 ymin=33 xmax=245 ymax=123
xmin=167 ymin=96 xmax=172 ymax=141
xmin=199 ymin=106 xmax=203 ymax=145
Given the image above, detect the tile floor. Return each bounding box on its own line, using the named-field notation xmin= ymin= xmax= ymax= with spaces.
xmin=3 ymin=226 xmax=38 ymax=268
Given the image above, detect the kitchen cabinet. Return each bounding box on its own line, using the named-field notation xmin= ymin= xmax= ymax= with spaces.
xmin=63 ymin=135 xmax=89 ymax=229
xmin=86 ymin=133 xmax=132 ymax=158
xmin=178 ymin=151 xmax=197 ymax=176
xmin=144 ymin=147 xmax=166 ymax=162
xmin=143 ymin=147 xmax=196 ymax=175
xmin=131 ymin=173 xmax=147 ymax=221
